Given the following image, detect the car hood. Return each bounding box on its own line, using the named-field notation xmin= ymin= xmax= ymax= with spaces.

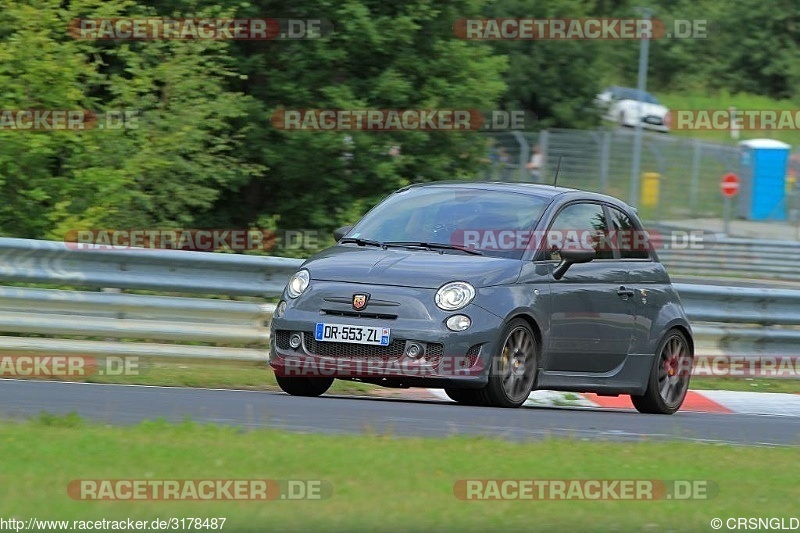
xmin=623 ymin=101 xmax=668 ymax=116
xmin=302 ymin=246 xmax=522 ymax=289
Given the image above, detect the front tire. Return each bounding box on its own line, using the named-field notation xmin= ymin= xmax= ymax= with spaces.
xmin=479 ymin=318 xmax=539 ymax=408
xmin=631 ymin=329 xmax=692 ymax=415
xmin=275 ymin=375 xmax=333 ymax=397
xmin=444 ymin=388 xmax=486 ymax=406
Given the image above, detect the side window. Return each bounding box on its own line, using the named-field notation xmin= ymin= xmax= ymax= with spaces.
xmin=549 ymin=203 xmax=613 ymax=260
xmin=609 ymin=207 xmax=651 ymax=260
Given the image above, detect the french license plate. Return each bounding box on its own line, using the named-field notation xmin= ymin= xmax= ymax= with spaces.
xmin=314 ymin=323 xmax=390 ymax=346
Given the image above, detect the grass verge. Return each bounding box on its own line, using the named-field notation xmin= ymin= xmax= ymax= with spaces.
xmin=11 ymin=358 xmax=378 ymax=396
xmin=659 ymin=91 xmax=800 ymax=146
xmin=689 ymin=376 xmax=799 ymax=394
xmin=0 ymin=414 xmax=798 ymax=532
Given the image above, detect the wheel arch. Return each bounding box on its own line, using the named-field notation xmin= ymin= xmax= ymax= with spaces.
xmin=665 ymin=323 xmax=694 ymax=358
xmin=506 ymin=312 xmax=544 ymax=353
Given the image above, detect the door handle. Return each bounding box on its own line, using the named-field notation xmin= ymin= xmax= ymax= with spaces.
xmin=616 ymin=286 xmax=635 ymax=298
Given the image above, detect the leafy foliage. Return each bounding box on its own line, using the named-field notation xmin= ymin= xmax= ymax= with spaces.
xmin=0 ymin=0 xmax=797 ymax=243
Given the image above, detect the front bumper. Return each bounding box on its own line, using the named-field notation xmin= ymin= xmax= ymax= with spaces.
xmin=269 ymin=281 xmax=504 ymax=387
xmin=640 ymin=116 xmax=668 ymax=132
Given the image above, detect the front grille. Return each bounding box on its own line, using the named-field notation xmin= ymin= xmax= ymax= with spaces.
xmin=465 ymin=344 xmax=482 ymax=367
xmin=304 ymin=332 xmax=405 ymax=360
xmin=425 ymin=343 xmax=444 ymax=368
xmin=321 ymin=309 xmax=397 ymax=320
xmin=432 ymin=344 xmax=480 ymax=372
xmin=274 ymin=330 xmax=291 ymax=349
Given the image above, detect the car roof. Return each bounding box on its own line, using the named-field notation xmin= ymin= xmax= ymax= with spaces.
xmin=398 ymin=181 xmax=635 ymax=212
xmin=606 ymin=85 xmax=649 ymax=93
xmin=605 ymin=86 xmax=659 ymax=102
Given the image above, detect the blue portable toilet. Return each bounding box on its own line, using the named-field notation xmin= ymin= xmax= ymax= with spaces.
xmin=737 ymin=139 xmax=791 ymax=220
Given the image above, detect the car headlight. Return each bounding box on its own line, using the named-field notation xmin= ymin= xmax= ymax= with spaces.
xmin=435 ymin=281 xmax=475 ymax=311
xmin=286 ymin=269 xmax=310 ymax=298
xmin=446 ymin=314 xmax=472 ymax=331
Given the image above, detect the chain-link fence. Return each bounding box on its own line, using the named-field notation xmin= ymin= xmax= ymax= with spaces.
xmin=482 ymin=128 xmax=768 ymax=230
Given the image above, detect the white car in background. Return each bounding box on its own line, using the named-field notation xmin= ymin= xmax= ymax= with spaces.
xmin=596 ymin=86 xmax=670 ymax=132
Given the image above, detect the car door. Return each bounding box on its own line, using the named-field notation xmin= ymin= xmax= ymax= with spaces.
xmin=542 ymin=202 xmax=635 ymax=373
xmin=606 ymin=205 xmax=665 ymax=356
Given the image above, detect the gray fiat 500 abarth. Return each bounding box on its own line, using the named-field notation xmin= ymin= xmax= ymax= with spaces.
xmin=269 ymin=182 xmax=693 ymax=414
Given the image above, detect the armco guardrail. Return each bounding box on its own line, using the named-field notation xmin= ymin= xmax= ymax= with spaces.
xmin=0 ymin=237 xmax=795 ymax=363
xmin=663 ymin=238 xmax=800 ymax=355
xmin=675 ymin=283 xmax=800 ymax=357
xmin=0 ymin=237 xmax=303 ymax=361
xmin=659 ymin=237 xmax=800 ymax=282
xmin=0 ymin=237 xmax=303 ymax=296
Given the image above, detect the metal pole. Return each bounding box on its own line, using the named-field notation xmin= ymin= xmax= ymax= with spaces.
xmin=629 ymin=8 xmax=652 ymax=207
xmin=539 ymin=130 xmax=550 ymax=182
xmin=599 ymin=131 xmax=611 ymax=194
xmin=512 ymin=131 xmax=529 ymax=182
xmin=724 ymin=196 xmax=731 ymax=235
xmin=730 ymin=106 xmax=740 ymax=140
xmin=689 ymin=141 xmax=702 ymax=215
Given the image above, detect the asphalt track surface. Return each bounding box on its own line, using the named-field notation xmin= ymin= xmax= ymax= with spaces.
xmin=2 ymin=380 xmax=799 ymax=446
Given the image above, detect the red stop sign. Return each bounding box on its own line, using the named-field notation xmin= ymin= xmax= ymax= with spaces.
xmin=721 ymin=173 xmax=740 ymax=197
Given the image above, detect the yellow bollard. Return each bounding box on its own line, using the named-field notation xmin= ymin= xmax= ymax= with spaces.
xmin=641 ymin=172 xmax=660 ymax=208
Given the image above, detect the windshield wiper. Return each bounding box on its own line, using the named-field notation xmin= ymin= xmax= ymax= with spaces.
xmin=383 ymin=241 xmax=484 ymax=256
xmin=339 ymin=237 xmax=385 ymax=248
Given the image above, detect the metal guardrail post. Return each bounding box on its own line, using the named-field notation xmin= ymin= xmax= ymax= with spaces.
xmin=689 ymin=141 xmax=702 ymax=215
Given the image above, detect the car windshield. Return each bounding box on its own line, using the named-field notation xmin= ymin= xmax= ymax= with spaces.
xmin=618 ymin=88 xmax=660 ymax=105
xmin=345 ymin=187 xmax=550 ymax=259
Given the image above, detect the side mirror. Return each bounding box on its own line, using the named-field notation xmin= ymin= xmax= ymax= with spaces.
xmin=552 ymin=247 xmax=595 ymax=280
xmin=333 ymin=225 xmax=353 ymax=242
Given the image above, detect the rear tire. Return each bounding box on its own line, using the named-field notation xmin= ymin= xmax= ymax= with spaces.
xmin=631 ymin=329 xmax=692 ymax=415
xmin=275 ymin=375 xmax=333 ymax=397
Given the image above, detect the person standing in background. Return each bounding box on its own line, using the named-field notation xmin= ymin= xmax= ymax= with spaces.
xmin=526 ymin=144 xmax=543 ymax=183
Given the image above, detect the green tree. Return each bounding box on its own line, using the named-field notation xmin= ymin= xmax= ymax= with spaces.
xmin=484 ymin=0 xmax=616 ymax=129
xmin=0 ymin=0 xmax=257 ymax=239
xmin=219 ymin=0 xmax=507 ymax=233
